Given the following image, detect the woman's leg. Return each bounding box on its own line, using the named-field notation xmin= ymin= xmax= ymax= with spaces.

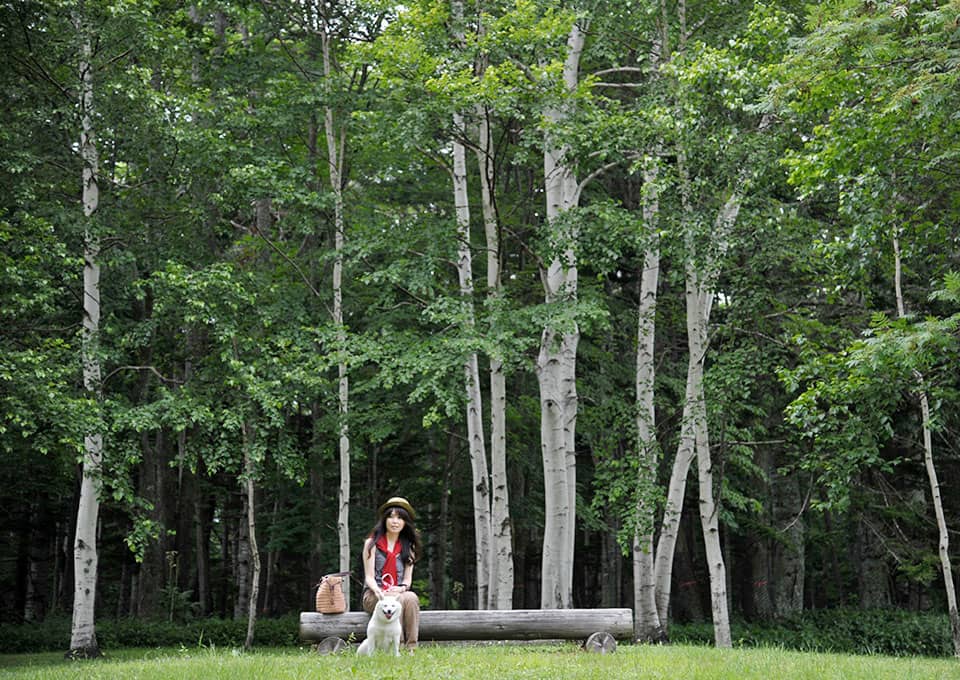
xmin=398 ymin=591 xmax=420 ymax=649
xmin=361 ymin=588 xmax=378 ymax=614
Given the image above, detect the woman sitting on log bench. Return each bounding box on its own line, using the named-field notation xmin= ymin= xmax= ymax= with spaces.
xmin=361 ymin=496 xmax=422 ymax=652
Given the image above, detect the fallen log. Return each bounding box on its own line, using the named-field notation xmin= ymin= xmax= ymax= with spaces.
xmin=299 ymin=608 xmax=634 ymax=643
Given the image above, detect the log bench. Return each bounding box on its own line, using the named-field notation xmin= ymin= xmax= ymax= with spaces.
xmin=300 ymin=608 xmax=633 ymax=645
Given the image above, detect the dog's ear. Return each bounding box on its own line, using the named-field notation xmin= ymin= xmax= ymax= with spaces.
xmin=375 ymin=589 xmax=385 ymax=601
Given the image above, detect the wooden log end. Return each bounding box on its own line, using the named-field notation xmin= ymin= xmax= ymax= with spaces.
xmin=582 ymin=631 xmax=617 ymax=654
xmin=315 ymin=636 xmax=350 ymax=655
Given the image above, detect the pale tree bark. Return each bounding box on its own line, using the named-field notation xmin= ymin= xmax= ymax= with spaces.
xmin=538 ymin=21 xmax=586 ymax=609
xmin=452 ymin=108 xmax=493 ymax=607
xmin=892 ymin=235 xmax=960 ymax=656
xmin=650 ymin=0 xmax=696 ymax=633
xmin=681 ymin=159 xmax=747 ymax=649
xmin=241 ymin=422 xmax=261 ymax=650
xmin=653 ymin=364 xmax=697 ymax=626
xmin=475 ymin=105 xmax=514 ymax=609
xmin=632 ymin=12 xmax=668 ymax=639
xmin=632 ymin=154 xmax=664 ymax=642
xmin=685 ymin=261 xmax=731 ymax=648
xmin=320 ymin=21 xmax=353 ymax=607
xmin=653 ymin=134 xmax=744 ymax=646
xmin=918 ymin=384 xmax=960 ymax=656
xmin=652 ymin=91 xmax=697 ymax=626
xmin=450 ymin=0 xmax=494 ymax=608
xmin=649 ymin=3 xmax=761 ymax=630
xmin=69 ymin=17 xmax=103 ymax=659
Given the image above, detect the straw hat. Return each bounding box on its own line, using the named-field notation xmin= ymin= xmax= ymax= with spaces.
xmin=379 ymin=496 xmax=415 ymax=520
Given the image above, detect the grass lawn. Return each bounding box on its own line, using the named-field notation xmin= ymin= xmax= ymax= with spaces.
xmin=1 ymin=643 xmax=958 ymax=679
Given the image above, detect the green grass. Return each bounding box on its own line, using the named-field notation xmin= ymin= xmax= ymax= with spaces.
xmin=1 ymin=643 xmax=959 ymax=679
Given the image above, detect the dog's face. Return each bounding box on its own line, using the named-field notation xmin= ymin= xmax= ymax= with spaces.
xmin=375 ymin=595 xmax=402 ymax=623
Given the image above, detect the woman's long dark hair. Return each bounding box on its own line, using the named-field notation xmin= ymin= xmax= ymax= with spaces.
xmin=366 ymin=507 xmax=422 ymax=566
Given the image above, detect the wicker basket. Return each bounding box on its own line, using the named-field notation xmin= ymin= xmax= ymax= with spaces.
xmin=315 ymin=572 xmax=348 ymax=614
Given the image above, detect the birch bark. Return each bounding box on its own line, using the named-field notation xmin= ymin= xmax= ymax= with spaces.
xmin=69 ymin=18 xmax=103 ymax=658
xmin=449 ymin=0 xmax=494 ymax=608
xmin=687 ymin=165 xmax=747 ymax=647
xmin=320 ymin=23 xmax=353 ymax=606
xmin=632 ymin=154 xmax=663 ymax=641
xmin=453 ymin=108 xmax=493 ymax=607
xmin=241 ymin=421 xmax=260 ymax=650
xmin=476 ymin=106 xmax=514 ymax=609
xmin=538 ymin=21 xmax=585 ymax=609
xmin=632 ymin=8 xmax=670 ymax=637
xmin=653 ymin=367 xmax=696 ymax=625
xmin=892 ymin=236 xmax=960 ymax=656
xmin=686 ymin=261 xmax=732 ymax=648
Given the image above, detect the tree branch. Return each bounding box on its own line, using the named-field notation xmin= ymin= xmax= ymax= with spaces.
xmin=590 ymin=67 xmax=646 ymax=78
xmin=232 ymin=219 xmax=325 ymax=301
xmin=102 ymin=365 xmax=183 ymax=386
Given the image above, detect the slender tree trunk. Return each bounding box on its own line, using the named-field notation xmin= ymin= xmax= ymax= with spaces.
xmin=321 ymin=24 xmax=352 ymax=606
xmin=69 ymin=18 xmax=102 ymax=658
xmin=633 ymin=154 xmax=663 ymax=641
xmin=476 ymin=106 xmax=514 ymax=609
xmin=892 ymin=235 xmax=960 ymax=656
xmin=450 ymin=0 xmax=493 ymax=608
xmin=686 ymin=264 xmax=731 ymax=648
xmin=654 ymin=135 xmax=746 ymax=644
xmin=654 ymin=364 xmax=697 ymax=626
xmin=918 ymin=385 xmax=960 ymax=655
xmin=452 ymin=107 xmax=493 ymax=607
xmin=194 ymin=462 xmax=213 ymax=617
xmin=241 ymin=423 xmax=260 ymax=650
xmin=538 ymin=20 xmax=585 ymax=610
xmin=683 ymin=166 xmax=747 ymax=648
xmin=234 ymin=490 xmax=251 ymax=620
xmin=653 ymin=147 xmax=699 ymax=622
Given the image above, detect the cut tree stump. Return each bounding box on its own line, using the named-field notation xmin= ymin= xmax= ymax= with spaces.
xmin=582 ymin=631 xmax=617 ymax=653
xmin=314 ymin=636 xmax=350 ymax=655
xmin=299 ymin=608 xmax=633 ymax=643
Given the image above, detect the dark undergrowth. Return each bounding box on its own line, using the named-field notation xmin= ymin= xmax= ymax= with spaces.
xmin=0 ymin=609 xmax=953 ymax=658
xmin=670 ymin=608 xmax=954 ymax=658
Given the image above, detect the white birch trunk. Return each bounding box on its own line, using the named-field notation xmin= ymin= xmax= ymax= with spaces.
xmin=654 ymin=141 xmax=745 ymax=644
xmin=633 ymin=154 xmax=663 ymax=641
xmin=538 ymin=22 xmax=585 ymax=609
xmin=450 ymin=0 xmax=493 ymax=608
xmin=692 ymin=180 xmax=745 ymax=648
xmin=893 ymin=236 xmax=960 ymax=656
xmin=476 ymin=108 xmax=514 ymax=609
xmin=242 ymin=423 xmax=261 ymax=650
xmin=686 ymin=265 xmax=731 ymax=647
xmin=653 ymin=142 xmax=697 ymax=629
xmin=685 ymin=180 xmax=744 ymax=648
xmin=452 ymin=108 xmax=493 ymax=607
xmin=70 ymin=21 xmax=102 ymax=658
xmin=322 ymin=27 xmax=352 ymax=605
xmin=918 ymin=385 xmax=960 ymax=656
xmin=653 ymin=370 xmax=696 ymax=625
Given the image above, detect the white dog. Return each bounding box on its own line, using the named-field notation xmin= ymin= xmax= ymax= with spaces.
xmin=356 ymin=595 xmax=403 ymax=656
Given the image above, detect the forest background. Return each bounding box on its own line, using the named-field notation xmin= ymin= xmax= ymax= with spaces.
xmin=3 ymin=0 xmax=960 ymax=658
